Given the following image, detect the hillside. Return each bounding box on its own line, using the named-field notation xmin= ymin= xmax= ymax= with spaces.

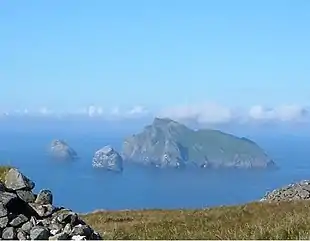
xmin=82 ymin=201 xmax=310 ymax=240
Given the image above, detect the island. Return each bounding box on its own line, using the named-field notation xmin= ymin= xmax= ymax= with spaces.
xmin=49 ymin=139 xmax=78 ymax=161
xmin=92 ymin=146 xmax=123 ymax=172
xmin=121 ymin=117 xmax=275 ymax=169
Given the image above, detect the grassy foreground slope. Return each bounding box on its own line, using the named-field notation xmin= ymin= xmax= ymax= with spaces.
xmin=82 ymin=201 xmax=310 ymax=240
xmin=1 ymin=166 xmax=309 ymax=239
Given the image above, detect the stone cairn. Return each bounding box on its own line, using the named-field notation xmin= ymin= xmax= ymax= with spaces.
xmin=0 ymin=168 xmax=102 ymax=240
xmin=261 ymin=180 xmax=310 ymax=202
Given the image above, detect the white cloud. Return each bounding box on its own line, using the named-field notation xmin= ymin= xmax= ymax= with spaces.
xmin=158 ymin=102 xmax=235 ymax=124
xmin=3 ymin=103 xmax=309 ymax=124
xmin=105 ymin=106 xmax=149 ymax=119
xmin=86 ymin=105 xmax=104 ymax=117
xmin=111 ymin=107 xmax=120 ymax=116
xmin=248 ymin=105 xmax=309 ymax=122
xmin=88 ymin=105 xmax=96 ymax=117
xmin=97 ymin=107 xmax=103 ymax=115
xmin=39 ymin=107 xmax=53 ymax=115
xmin=127 ymin=106 xmax=148 ymax=116
xmin=157 ymin=103 xmax=310 ymax=124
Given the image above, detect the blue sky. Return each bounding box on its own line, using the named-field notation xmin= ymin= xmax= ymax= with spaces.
xmin=0 ymin=0 xmax=309 ymax=112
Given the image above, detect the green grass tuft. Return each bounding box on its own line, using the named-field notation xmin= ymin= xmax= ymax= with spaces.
xmin=0 ymin=166 xmax=12 ymax=182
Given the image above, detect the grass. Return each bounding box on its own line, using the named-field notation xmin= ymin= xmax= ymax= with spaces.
xmin=0 ymin=166 xmax=12 ymax=182
xmin=82 ymin=201 xmax=310 ymax=240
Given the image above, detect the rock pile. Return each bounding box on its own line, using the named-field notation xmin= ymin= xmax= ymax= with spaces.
xmin=261 ymin=180 xmax=310 ymax=202
xmin=0 ymin=168 xmax=102 ymax=240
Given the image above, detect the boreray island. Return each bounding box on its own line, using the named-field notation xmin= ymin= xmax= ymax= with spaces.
xmin=50 ymin=117 xmax=276 ymax=172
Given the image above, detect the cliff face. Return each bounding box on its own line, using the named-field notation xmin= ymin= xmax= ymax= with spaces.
xmin=121 ymin=118 xmax=275 ymax=169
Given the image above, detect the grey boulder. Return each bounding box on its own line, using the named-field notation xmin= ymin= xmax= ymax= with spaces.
xmin=5 ymin=168 xmax=34 ymax=191
xmin=9 ymin=214 xmax=28 ymax=227
xmin=16 ymin=190 xmax=36 ymax=203
xmin=92 ymin=146 xmax=123 ymax=172
xmin=35 ymin=189 xmax=53 ymax=205
xmin=30 ymin=226 xmax=50 ymax=240
xmin=2 ymin=227 xmax=17 ymax=239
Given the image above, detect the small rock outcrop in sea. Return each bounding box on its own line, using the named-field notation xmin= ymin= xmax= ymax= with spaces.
xmin=92 ymin=146 xmax=123 ymax=172
xmin=260 ymin=180 xmax=310 ymax=202
xmin=50 ymin=140 xmax=78 ymax=160
xmin=0 ymin=168 xmax=102 ymax=240
xmin=121 ymin=117 xmax=275 ymax=169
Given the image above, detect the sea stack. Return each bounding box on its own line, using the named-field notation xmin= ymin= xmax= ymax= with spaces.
xmin=49 ymin=140 xmax=78 ymax=161
xmin=92 ymin=146 xmax=123 ymax=172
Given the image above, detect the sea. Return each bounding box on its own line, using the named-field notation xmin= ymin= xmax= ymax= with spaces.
xmin=0 ymin=117 xmax=310 ymax=213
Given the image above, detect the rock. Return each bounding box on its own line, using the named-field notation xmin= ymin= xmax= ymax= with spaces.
xmin=72 ymin=235 xmax=87 ymax=240
xmin=4 ymin=168 xmax=34 ymax=191
xmin=9 ymin=214 xmax=28 ymax=227
xmin=63 ymin=223 xmax=72 ymax=234
xmin=16 ymin=190 xmax=36 ymax=205
xmin=122 ymin=117 xmax=275 ymax=169
xmin=35 ymin=189 xmax=53 ymax=205
xmin=0 ymin=182 xmax=6 ymax=191
xmin=17 ymin=229 xmax=29 ymax=240
xmin=30 ymin=226 xmax=50 ymax=240
xmin=37 ymin=217 xmax=52 ymax=227
xmin=2 ymin=227 xmax=17 ymax=240
xmin=16 ymin=190 xmax=36 ymax=203
xmin=261 ymin=180 xmax=310 ymax=202
xmin=0 ymin=216 xmax=8 ymax=229
xmin=30 ymin=216 xmax=37 ymax=226
xmin=29 ymin=203 xmax=54 ymax=217
xmin=0 ymin=169 xmax=102 ymax=240
xmin=92 ymin=145 xmax=123 ymax=172
xmin=0 ymin=192 xmax=18 ymax=206
xmin=55 ymin=209 xmax=78 ymax=225
xmin=0 ymin=203 xmax=7 ymax=217
xmin=91 ymin=231 xmax=102 ymax=240
xmin=49 ymin=223 xmax=63 ymax=235
xmin=21 ymin=221 xmax=34 ymax=233
xmin=71 ymin=224 xmax=92 ymax=237
xmin=48 ymin=232 xmax=69 ymax=240
xmin=50 ymin=139 xmax=78 ymax=160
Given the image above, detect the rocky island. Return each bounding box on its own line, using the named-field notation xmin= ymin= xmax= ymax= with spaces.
xmin=50 ymin=140 xmax=78 ymax=161
xmin=92 ymin=146 xmax=123 ymax=172
xmin=121 ymin=117 xmax=275 ymax=169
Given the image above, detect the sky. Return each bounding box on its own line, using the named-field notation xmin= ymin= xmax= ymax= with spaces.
xmin=0 ymin=0 xmax=310 ymax=121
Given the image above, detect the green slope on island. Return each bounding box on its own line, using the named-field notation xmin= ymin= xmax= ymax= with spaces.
xmin=121 ymin=117 xmax=275 ymax=169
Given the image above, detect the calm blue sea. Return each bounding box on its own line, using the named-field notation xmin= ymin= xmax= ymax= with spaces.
xmin=0 ymin=120 xmax=309 ymax=213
